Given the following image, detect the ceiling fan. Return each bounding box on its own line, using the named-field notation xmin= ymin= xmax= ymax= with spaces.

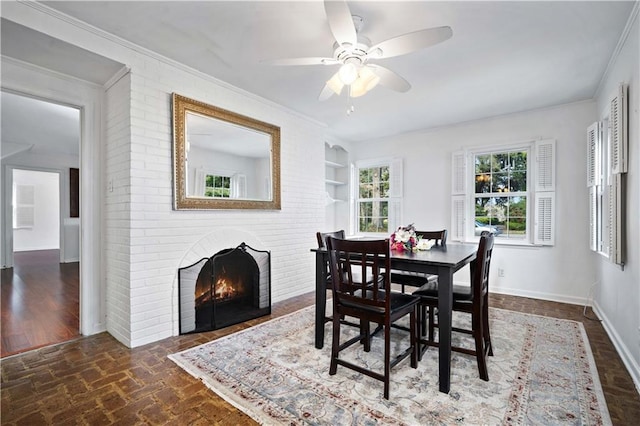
xmin=265 ymin=0 xmax=453 ymax=101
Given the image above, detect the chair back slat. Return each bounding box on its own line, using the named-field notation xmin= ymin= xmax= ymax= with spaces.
xmin=327 ymin=237 xmax=390 ymax=312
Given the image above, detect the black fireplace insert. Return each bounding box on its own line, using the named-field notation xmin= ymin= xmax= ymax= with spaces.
xmin=178 ymin=242 xmax=271 ymax=334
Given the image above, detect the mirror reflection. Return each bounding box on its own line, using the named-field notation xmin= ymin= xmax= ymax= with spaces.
xmin=185 ymin=113 xmax=272 ymax=200
xmin=172 ymin=93 xmax=281 ymax=210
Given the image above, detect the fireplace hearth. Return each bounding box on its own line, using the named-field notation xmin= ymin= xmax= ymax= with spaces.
xmin=178 ymin=242 xmax=271 ymax=334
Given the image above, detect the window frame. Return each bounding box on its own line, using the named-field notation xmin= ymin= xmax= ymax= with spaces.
xmin=352 ymin=157 xmax=402 ymax=236
xmin=452 ymin=139 xmax=555 ymax=247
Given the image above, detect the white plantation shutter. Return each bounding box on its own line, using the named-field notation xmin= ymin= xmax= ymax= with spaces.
xmin=388 ymin=158 xmax=403 ymax=231
xmin=349 ymin=163 xmax=357 ymax=235
xmin=610 ymin=84 xmax=628 ymax=174
xmin=451 ymin=196 xmax=466 ymax=241
xmin=533 ymin=140 xmax=556 ymax=245
xmin=231 ymin=173 xmax=247 ymax=198
xmin=388 ymin=158 xmax=403 ymax=197
xmin=534 ymin=192 xmax=555 ymax=245
xmin=450 ymin=151 xmax=467 ymax=241
xmin=588 ymin=187 xmax=598 ymax=252
xmin=535 ymin=139 xmax=555 ymax=191
xmin=606 ymin=174 xmax=625 ymax=265
xmin=587 ymin=122 xmax=600 ymax=187
xmin=452 ymin=151 xmax=466 ymax=195
xmin=587 ymin=123 xmax=600 ymax=252
xmin=602 ymin=84 xmax=627 ymax=266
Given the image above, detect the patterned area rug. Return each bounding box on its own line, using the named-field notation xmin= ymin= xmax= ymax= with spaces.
xmin=169 ymin=306 xmax=611 ymax=425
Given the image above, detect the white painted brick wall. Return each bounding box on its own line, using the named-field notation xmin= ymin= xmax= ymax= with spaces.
xmin=119 ymin=62 xmax=325 ymax=347
xmin=104 ymin=73 xmax=133 ymax=346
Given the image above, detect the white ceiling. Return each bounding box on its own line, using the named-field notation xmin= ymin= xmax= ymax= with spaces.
xmin=1 ymin=91 xmax=80 ymax=158
xmin=3 ymin=1 xmax=636 ymax=144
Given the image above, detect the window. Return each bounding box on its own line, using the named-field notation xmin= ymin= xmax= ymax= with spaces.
xmin=205 ymin=174 xmax=230 ymax=198
xmin=451 ymin=140 xmax=555 ymax=245
xmin=474 ymin=150 xmax=528 ymax=240
xmin=353 ymin=158 xmax=402 ymax=234
xmin=358 ymin=165 xmax=389 ymax=232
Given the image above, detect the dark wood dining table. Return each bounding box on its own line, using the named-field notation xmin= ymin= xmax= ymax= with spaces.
xmin=312 ymin=242 xmax=478 ymax=394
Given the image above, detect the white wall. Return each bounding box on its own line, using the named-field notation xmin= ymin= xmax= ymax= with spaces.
xmin=1 ymin=139 xmax=80 ymax=263
xmin=351 ymin=100 xmax=598 ymax=305
xmin=593 ymin=12 xmax=640 ymax=390
xmin=12 ymin=169 xmax=59 ymax=251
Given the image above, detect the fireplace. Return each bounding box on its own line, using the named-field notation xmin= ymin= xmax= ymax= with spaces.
xmin=178 ymin=242 xmax=271 ymax=334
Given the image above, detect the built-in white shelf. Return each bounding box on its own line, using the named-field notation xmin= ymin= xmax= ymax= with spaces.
xmin=325 ymin=160 xmax=346 ymax=168
xmin=325 ymin=179 xmax=347 ymax=186
xmin=325 ymin=192 xmax=346 ymax=205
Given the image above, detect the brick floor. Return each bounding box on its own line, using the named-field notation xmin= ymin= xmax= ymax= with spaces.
xmin=1 ymin=292 xmax=638 ymax=425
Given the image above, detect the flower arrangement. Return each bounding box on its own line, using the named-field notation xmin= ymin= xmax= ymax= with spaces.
xmin=390 ymin=223 xmax=418 ymax=252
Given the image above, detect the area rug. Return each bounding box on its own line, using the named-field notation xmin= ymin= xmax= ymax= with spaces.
xmin=169 ymin=305 xmax=611 ymax=425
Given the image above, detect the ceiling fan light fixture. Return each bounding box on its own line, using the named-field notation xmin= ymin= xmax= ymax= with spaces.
xmin=350 ymin=67 xmax=380 ymax=97
xmin=326 ymin=72 xmax=345 ymax=95
xmin=338 ymin=62 xmax=358 ymax=85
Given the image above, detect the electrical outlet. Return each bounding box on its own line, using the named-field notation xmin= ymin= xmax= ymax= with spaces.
xmin=497 ymin=268 xmax=505 ymax=277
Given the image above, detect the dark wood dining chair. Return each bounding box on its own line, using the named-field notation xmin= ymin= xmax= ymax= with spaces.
xmin=316 ymin=230 xmax=353 ymax=327
xmin=412 ymin=232 xmax=495 ymax=380
xmin=391 ymin=229 xmax=448 ymax=293
xmin=317 ymin=230 xmax=346 ymax=294
xmin=326 ymin=237 xmax=420 ymax=400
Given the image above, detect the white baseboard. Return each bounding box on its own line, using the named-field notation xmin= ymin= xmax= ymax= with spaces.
xmin=485 ymin=284 xmax=590 ymax=306
xmin=592 ymin=300 xmax=640 ymax=394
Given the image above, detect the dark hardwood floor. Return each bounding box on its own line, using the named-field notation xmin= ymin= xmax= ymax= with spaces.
xmin=1 ymin=250 xmax=80 ymax=358
xmin=1 ymin=290 xmax=638 ymax=424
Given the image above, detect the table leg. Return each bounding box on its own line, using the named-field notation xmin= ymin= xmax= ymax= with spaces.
xmin=437 ymin=266 xmax=454 ymax=393
xmin=315 ymin=251 xmax=327 ymax=349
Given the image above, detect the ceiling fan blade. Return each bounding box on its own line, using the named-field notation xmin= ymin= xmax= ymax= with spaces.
xmin=324 ymin=0 xmax=357 ymax=46
xmin=319 ymin=84 xmax=336 ymax=101
xmin=369 ymin=26 xmax=453 ymax=59
xmin=319 ymin=71 xmax=344 ymax=100
xmin=367 ymin=65 xmax=411 ymax=92
xmin=262 ymin=57 xmax=338 ymax=66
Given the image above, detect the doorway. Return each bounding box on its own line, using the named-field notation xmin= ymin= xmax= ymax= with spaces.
xmin=1 ymin=94 xmax=81 ymax=357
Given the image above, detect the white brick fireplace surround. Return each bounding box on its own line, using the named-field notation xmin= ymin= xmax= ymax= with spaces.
xmin=172 ymin=230 xmax=271 ymax=336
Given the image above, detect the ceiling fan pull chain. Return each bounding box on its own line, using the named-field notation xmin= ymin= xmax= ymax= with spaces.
xmin=346 ymin=91 xmax=355 ymax=116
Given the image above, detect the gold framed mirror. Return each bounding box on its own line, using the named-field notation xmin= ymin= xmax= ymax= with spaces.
xmin=172 ymin=94 xmax=281 ymax=210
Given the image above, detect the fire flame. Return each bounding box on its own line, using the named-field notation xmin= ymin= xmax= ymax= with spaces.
xmin=215 ymin=277 xmax=238 ymax=300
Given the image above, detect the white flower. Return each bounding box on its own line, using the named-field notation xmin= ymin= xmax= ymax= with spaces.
xmin=395 ymin=229 xmax=412 ymax=242
xmin=416 ymin=239 xmax=436 ymax=251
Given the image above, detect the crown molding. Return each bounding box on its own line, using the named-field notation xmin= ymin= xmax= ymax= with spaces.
xmin=594 ymin=1 xmax=639 ymax=99
xmin=1 ymin=55 xmax=104 ymax=90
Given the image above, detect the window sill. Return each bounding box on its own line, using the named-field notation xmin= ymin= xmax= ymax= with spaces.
xmin=465 ymin=238 xmax=544 ymax=248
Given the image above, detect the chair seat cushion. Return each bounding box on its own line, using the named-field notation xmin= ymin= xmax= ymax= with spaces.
xmin=412 ymin=281 xmax=473 ymax=302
